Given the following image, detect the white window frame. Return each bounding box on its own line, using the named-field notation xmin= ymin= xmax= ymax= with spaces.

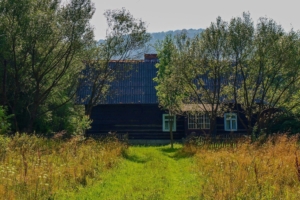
xmin=188 ymin=113 xmax=210 ymax=129
xmin=162 ymin=114 xmax=176 ymax=132
xmin=224 ymin=113 xmax=238 ymax=131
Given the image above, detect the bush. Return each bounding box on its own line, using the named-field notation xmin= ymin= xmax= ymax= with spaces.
xmin=0 ymin=106 xmax=11 ymax=134
xmin=34 ymin=103 xmax=91 ymax=137
xmin=270 ymin=113 xmax=300 ymax=134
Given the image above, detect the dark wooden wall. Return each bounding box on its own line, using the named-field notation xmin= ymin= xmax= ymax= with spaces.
xmin=185 ymin=106 xmax=250 ymax=137
xmin=88 ymin=104 xmax=185 ymax=140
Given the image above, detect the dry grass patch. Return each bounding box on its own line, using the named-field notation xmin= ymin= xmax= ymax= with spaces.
xmin=0 ymin=134 xmax=126 ymax=199
xmin=183 ymin=134 xmax=300 ymax=199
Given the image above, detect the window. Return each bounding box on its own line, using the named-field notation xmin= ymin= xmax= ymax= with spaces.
xmin=188 ymin=113 xmax=210 ymax=129
xmin=162 ymin=114 xmax=176 ymax=132
xmin=224 ymin=113 xmax=238 ymax=131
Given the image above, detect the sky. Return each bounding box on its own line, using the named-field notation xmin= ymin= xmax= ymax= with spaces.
xmin=90 ymin=0 xmax=300 ymax=40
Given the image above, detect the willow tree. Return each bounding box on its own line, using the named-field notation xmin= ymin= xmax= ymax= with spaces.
xmin=180 ymin=17 xmax=231 ymax=136
xmin=227 ymin=13 xmax=300 ymax=136
xmin=82 ymin=8 xmax=151 ymax=116
xmin=0 ymin=0 xmax=95 ymax=132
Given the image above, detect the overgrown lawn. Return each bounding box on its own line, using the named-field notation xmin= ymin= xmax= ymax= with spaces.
xmin=57 ymin=144 xmax=202 ymax=199
xmin=0 ymin=134 xmax=126 ymax=199
xmin=2 ymin=134 xmax=300 ymax=199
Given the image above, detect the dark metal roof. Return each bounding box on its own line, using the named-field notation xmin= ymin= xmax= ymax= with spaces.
xmin=78 ymin=61 xmax=159 ymax=105
xmin=77 ymin=59 xmax=251 ymax=105
xmin=107 ymin=61 xmax=158 ymax=104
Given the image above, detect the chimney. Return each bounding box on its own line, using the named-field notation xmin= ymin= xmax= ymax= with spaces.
xmin=144 ymin=54 xmax=158 ymax=62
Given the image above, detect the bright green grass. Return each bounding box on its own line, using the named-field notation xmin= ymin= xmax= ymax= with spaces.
xmin=56 ymin=144 xmax=203 ymax=200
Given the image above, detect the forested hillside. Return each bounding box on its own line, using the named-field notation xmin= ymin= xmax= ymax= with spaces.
xmin=99 ymin=28 xmax=204 ymax=57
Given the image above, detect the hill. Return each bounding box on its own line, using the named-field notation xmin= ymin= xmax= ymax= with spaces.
xmin=99 ymin=28 xmax=204 ymax=58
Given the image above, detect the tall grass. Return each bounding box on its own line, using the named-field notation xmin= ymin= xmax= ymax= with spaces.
xmin=183 ymin=134 xmax=300 ymax=199
xmin=0 ymin=133 xmax=126 ymax=199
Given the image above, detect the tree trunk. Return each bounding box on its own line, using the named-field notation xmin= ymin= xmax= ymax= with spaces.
xmin=2 ymin=60 xmax=7 ymax=105
xmin=27 ymin=107 xmax=38 ymax=133
xmin=210 ymin=115 xmax=217 ymax=139
xmin=247 ymin=116 xmax=255 ymax=142
xmin=169 ymin=115 xmax=174 ymax=149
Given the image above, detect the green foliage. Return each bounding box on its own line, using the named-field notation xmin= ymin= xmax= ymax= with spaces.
xmin=34 ymin=103 xmax=91 ymax=136
xmin=69 ymin=114 xmax=92 ymax=136
xmin=270 ymin=113 xmax=300 ymax=134
xmin=82 ymin=8 xmax=150 ymax=116
xmin=0 ymin=0 xmax=95 ymax=133
xmin=104 ymin=8 xmax=151 ymax=59
xmin=156 ymin=12 xmax=300 ymax=135
xmin=154 ymin=34 xmax=189 ymax=147
xmin=154 ymin=34 xmax=188 ymax=115
xmin=0 ymin=106 xmax=11 ymax=134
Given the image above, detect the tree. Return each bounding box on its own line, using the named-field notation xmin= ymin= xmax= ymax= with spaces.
xmin=155 ymin=13 xmax=300 ymax=138
xmin=180 ymin=17 xmax=231 ymax=136
xmin=0 ymin=0 xmax=95 ymax=132
xmin=226 ymin=12 xmax=256 ymax=135
xmin=228 ymin=13 xmax=300 ymax=137
xmin=154 ymin=34 xmax=187 ymax=148
xmin=82 ymin=8 xmax=151 ymax=116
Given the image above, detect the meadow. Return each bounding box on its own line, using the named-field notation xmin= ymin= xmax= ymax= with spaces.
xmin=1 ymin=134 xmax=300 ymax=199
xmin=0 ymin=134 xmax=126 ymax=199
xmin=185 ymin=135 xmax=300 ymax=199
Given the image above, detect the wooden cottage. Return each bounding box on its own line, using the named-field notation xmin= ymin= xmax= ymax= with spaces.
xmin=79 ymin=54 xmax=249 ymax=140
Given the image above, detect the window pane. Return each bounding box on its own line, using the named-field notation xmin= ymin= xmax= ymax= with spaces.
xmin=197 ymin=114 xmax=201 ymax=129
xmin=188 ymin=113 xmax=210 ymax=129
xmin=232 ymin=120 xmax=237 ymax=130
xmin=188 ymin=114 xmax=195 ymax=129
xmin=165 ymin=121 xmax=169 ymax=130
xmin=226 ymin=120 xmax=231 ymax=130
xmin=205 ymin=123 xmax=210 ymax=129
xmin=172 ymin=121 xmax=176 ymax=130
xmin=205 ymin=117 xmax=210 ymax=124
xmin=191 ymin=123 xmax=195 ymax=129
xmin=199 ymin=122 xmax=203 ymax=129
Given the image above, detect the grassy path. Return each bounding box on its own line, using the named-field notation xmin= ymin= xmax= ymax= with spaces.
xmin=57 ymin=144 xmax=202 ymax=199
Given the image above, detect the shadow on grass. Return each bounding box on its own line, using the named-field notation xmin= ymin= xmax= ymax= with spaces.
xmin=171 ymin=150 xmax=195 ymax=160
xmin=122 ymin=151 xmax=149 ymax=164
xmin=159 ymin=147 xmax=195 ymax=160
xmin=160 ymin=147 xmax=180 ymax=153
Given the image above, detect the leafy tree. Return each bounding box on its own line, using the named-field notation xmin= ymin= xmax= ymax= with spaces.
xmin=156 ymin=13 xmax=300 ymax=138
xmin=82 ymin=8 xmax=151 ymax=116
xmin=180 ymin=17 xmax=231 ymax=136
xmin=0 ymin=0 xmax=95 ymax=132
xmin=154 ymin=34 xmax=186 ymax=148
xmin=228 ymin=13 xmax=300 ymax=137
xmin=226 ymin=12 xmax=256 ymax=134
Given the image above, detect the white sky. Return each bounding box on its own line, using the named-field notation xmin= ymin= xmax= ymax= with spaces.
xmin=91 ymin=0 xmax=300 ymax=40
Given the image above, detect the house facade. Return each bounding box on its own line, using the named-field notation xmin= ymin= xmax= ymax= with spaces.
xmin=79 ymin=54 xmax=248 ymax=140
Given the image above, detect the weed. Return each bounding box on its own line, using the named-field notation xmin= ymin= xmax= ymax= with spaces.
xmin=0 ymin=133 xmax=126 ymax=199
xmin=187 ymin=134 xmax=300 ymax=199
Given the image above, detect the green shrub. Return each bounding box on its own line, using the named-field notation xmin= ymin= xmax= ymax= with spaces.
xmin=0 ymin=106 xmax=12 ymax=134
xmin=270 ymin=113 xmax=300 ymax=134
xmin=34 ymin=103 xmax=91 ymax=137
